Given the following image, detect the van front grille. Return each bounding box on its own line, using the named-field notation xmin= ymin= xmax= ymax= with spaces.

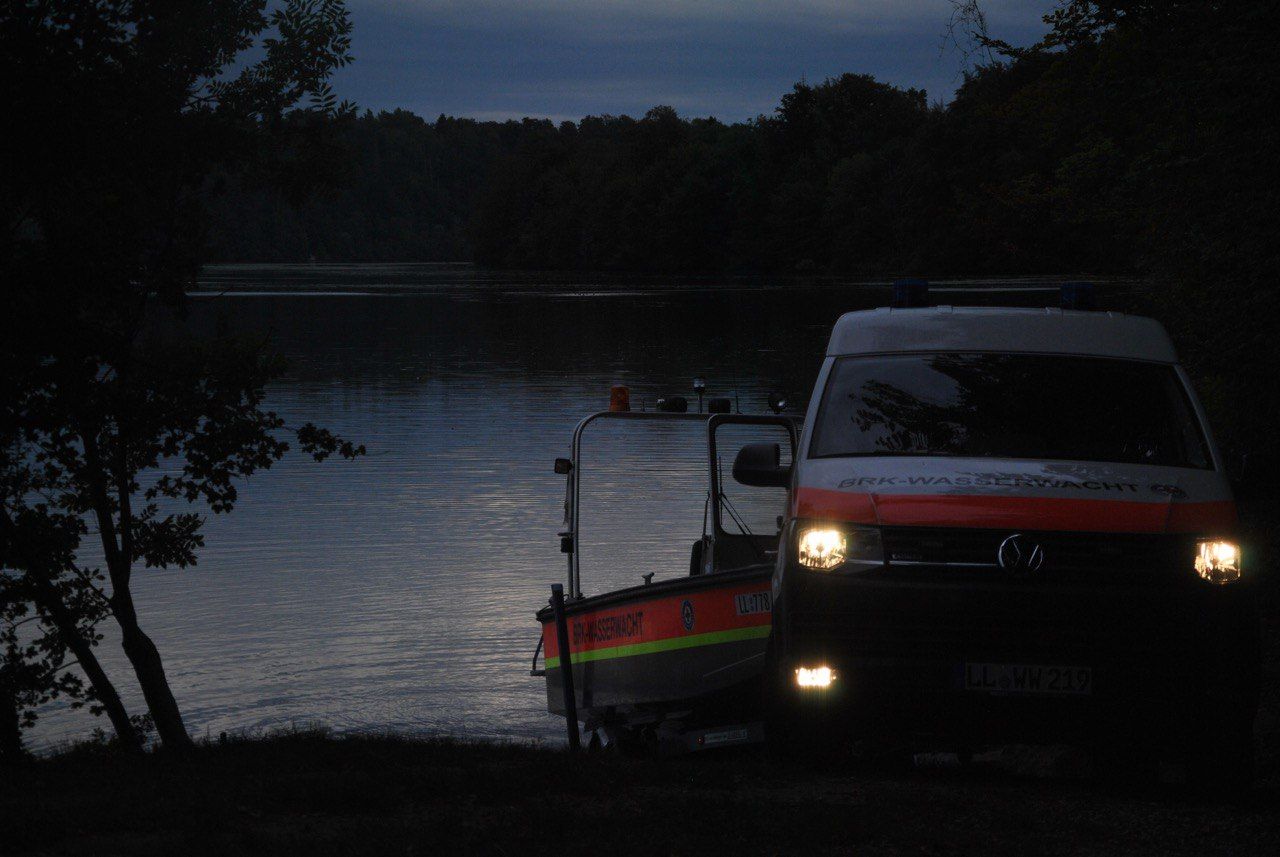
xmin=879 ymin=527 xmax=1188 ymax=581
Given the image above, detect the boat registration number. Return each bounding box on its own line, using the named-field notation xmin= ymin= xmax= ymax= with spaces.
xmin=963 ymin=662 xmax=1092 ymax=696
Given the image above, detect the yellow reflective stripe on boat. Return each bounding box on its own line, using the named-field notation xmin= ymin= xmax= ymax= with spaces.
xmin=544 ymin=624 xmax=770 ymax=670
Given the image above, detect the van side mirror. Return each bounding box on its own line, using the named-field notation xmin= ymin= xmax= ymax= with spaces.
xmin=732 ymin=443 xmax=791 ymax=488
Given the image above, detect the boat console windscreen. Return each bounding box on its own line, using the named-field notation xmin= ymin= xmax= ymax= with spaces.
xmin=715 ymin=423 xmax=794 ymax=536
xmin=810 ymin=353 xmax=1211 ymax=468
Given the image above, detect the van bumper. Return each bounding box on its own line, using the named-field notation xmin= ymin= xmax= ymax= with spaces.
xmin=772 ymin=570 xmax=1261 ymax=744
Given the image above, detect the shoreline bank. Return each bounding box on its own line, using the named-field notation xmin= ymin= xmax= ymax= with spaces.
xmin=5 ymin=731 xmax=1279 ymax=856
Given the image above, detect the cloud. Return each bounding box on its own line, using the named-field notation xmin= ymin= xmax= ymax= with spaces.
xmin=333 ymin=1 xmax=1055 ymax=120
xmin=366 ymin=1 xmax=937 ymax=26
xmin=355 ymin=1 xmax=1046 ymax=40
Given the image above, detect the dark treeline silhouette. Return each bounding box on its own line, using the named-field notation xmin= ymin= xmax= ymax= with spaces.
xmin=210 ymin=75 xmax=1089 ymax=276
xmin=206 ymin=111 xmax=514 ymax=263
xmin=205 ymin=4 xmax=1268 ymax=281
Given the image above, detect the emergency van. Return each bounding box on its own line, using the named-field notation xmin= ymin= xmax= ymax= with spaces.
xmin=734 ymin=290 xmax=1259 ymax=788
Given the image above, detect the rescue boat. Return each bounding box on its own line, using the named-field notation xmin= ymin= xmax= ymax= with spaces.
xmin=533 ymin=402 xmax=798 ymax=752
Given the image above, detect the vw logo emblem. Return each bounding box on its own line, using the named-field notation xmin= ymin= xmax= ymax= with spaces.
xmin=997 ymin=534 xmax=1045 ymax=574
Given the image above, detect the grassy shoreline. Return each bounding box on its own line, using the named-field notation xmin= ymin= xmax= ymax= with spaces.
xmin=4 ymin=730 xmax=1279 ymax=856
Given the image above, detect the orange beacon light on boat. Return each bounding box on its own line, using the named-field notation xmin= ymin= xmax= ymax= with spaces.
xmin=609 ymin=384 xmax=630 ymax=412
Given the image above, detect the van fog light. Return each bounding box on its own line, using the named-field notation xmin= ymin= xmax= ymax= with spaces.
xmin=796 ymin=666 xmax=836 ymax=689
xmin=1195 ymin=540 xmax=1241 ymax=584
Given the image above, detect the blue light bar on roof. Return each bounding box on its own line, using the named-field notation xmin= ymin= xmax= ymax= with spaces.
xmin=891 ymin=278 xmax=929 ymax=308
xmin=1060 ymin=281 xmax=1096 ymax=310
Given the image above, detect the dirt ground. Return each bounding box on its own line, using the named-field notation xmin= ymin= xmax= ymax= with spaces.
xmin=2 ymin=724 xmax=1278 ymax=857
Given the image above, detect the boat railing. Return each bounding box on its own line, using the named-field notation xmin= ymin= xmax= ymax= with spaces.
xmin=529 ymin=634 xmax=545 ymax=677
xmin=562 ymin=410 xmax=800 ymax=600
xmin=705 ymin=413 xmax=799 ymax=544
xmin=565 ymin=411 xmax=708 ymax=598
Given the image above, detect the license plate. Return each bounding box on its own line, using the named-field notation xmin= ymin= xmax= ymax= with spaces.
xmin=963 ymin=662 xmax=1092 ymax=696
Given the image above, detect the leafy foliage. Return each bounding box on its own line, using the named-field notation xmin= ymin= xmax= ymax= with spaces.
xmin=0 ymin=463 xmax=112 ymax=754
xmin=1 ymin=0 xmax=361 ymax=745
xmin=1 ymin=548 xmax=99 ymax=731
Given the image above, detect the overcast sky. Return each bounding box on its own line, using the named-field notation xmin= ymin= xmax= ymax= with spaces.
xmin=330 ymin=1 xmax=1056 ymax=122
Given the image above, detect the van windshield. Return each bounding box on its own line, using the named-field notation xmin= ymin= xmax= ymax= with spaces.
xmin=810 ymin=353 xmax=1211 ymax=469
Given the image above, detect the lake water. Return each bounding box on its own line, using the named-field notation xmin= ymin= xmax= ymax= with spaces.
xmin=32 ymin=264 xmax=1075 ymax=748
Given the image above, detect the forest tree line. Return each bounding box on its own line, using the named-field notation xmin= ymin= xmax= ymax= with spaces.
xmin=207 ymin=3 xmax=1271 ymax=279
xmin=207 ymin=71 xmax=1119 ymax=276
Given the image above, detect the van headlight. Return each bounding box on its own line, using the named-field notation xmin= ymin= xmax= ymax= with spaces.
xmin=1195 ymin=540 xmax=1241 ymax=584
xmin=796 ymin=524 xmax=884 ymax=572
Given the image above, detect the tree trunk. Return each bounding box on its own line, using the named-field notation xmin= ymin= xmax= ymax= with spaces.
xmin=80 ymin=431 xmax=193 ymax=750
xmin=117 ymin=617 xmax=191 ymax=749
xmin=71 ymin=638 xmax=142 ymax=752
xmin=33 ymin=584 xmax=142 ymax=754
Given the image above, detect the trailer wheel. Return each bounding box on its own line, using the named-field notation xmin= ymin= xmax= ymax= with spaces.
xmin=604 ymin=724 xmax=645 ymax=756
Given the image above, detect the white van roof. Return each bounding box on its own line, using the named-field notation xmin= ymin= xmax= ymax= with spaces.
xmin=826 ymin=306 xmax=1178 ymax=363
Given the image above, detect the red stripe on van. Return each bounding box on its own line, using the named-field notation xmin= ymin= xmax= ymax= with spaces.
xmin=793 ymin=487 xmax=1236 ymax=533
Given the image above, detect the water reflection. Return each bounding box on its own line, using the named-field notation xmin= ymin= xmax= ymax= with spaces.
xmin=31 ymin=265 xmax=1075 ymax=746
